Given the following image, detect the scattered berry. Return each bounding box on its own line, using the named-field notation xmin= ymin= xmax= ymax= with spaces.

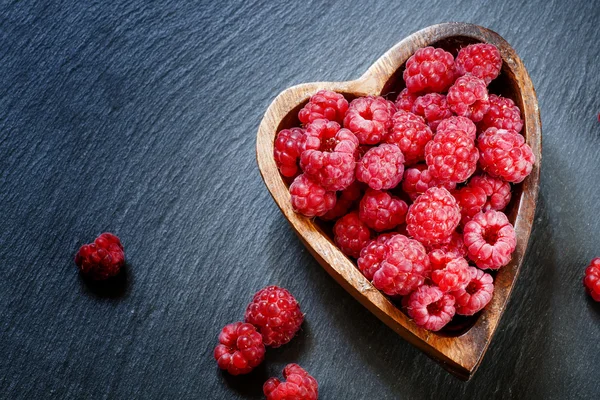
xmin=357 ymin=233 xmax=393 ymax=280
xmin=479 ymin=94 xmax=523 ymax=133
xmin=455 ymin=43 xmax=502 ymax=85
xmin=395 ymin=88 xmax=418 ymax=112
xmin=343 ymin=96 xmax=396 ymax=145
xmin=453 ymin=185 xmax=487 ymax=225
xmin=403 ymin=47 xmax=455 ymax=94
xmin=584 ymin=258 xmax=600 ymax=302
xmin=447 ymin=74 xmax=490 ymax=122
xmin=385 ymin=110 xmax=433 ymax=165
xmin=431 ymin=256 xmax=470 ymax=293
xmin=75 ymin=233 xmax=125 ymax=280
xmin=264 ymin=364 xmax=318 ymax=400
xmin=355 ymin=144 xmax=405 ymax=190
xmin=425 ymin=129 xmax=479 ymax=184
xmin=359 ymin=189 xmax=408 ymax=232
xmin=463 ymin=210 xmax=516 ymax=269
xmin=333 ymin=211 xmax=372 ymax=258
xmin=468 ymin=173 xmax=512 ymax=211
xmin=412 ymin=93 xmax=453 ymax=131
xmin=402 ymin=164 xmax=456 ymax=201
xmin=289 ymin=174 xmax=336 ymax=217
xmin=298 ymin=90 xmax=348 ymax=125
xmin=214 ymin=322 xmax=265 ymax=375
xmin=406 ymin=285 xmax=455 ymax=331
xmin=452 ymin=267 xmax=494 ymax=315
xmin=321 ymin=181 xmax=363 ymax=221
xmin=274 ymin=128 xmax=306 ymax=177
xmin=478 ymin=127 xmax=535 ymax=183
xmin=436 ymin=115 xmax=476 ymax=141
xmin=406 ymin=187 xmax=461 ymax=246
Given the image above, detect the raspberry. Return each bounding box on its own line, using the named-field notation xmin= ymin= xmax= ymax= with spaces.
xmin=403 ymin=46 xmax=456 ymax=94
xmin=395 ymin=88 xmax=418 ymax=112
xmin=405 ymin=285 xmax=455 ymax=331
xmin=75 ymin=233 xmax=125 ymax=280
xmin=333 ymin=211 xmax=372 ymax=258
xmin=453 ymin=185 xmax=487 ymax=225
xmin=372 ymin=234 xmax=430 ymax=296
xmin=401 ymin=164 xmax=456 ymax=201
xmin=412 ymin=93 xmax=454 ymax=131
xmin=447 ymin=74 xmax=490 ymax=122
xmin=431 ymin=256 xmax=470 ymax=293
xmin=468 ymin=173 xmax=512 ymax=211
xmin=455 ymin=43 xmax=502 ymax=85
xmin=385 ymin=110 xmax=433 ymax=165
xmin=406 ymin=187 xmax=461 ymax=246
xmin=321 ymin=181 xmax=362 ymax=221
xmin=584 ymin=258 xmax=600 ymax=302
xmin=264 ymin=364 xmax=318 ymax=400
xmin=436 ymin=116 xmax=476 ymax=141
xmin=355 ymin=144 xmax=404 ymax=190
xmin=274 ymin=127 xmax=306 ymax=177
xmin=213 ymin=322 xmax=265 ymax=375
xmin=463 ymin=210 xmax=516 ymax=269
xmin=428 ymin=248 xmax=460 ymax=271
xmin=479 ymin=94 xmax=523 ymax=133
xmin=298 ymin=90 xmax=349 ymax=125
xmin=343 ymin=96 xmax=396 ymax=145
xmin=425 ymin=129 xmax=479 ymax=184
xmin=302 ymin=119 xmax=341 ymax=152
xmin=289 ymin=174 xmax=336 ymax=217
xmin=478 ymin=128 xmax=535 ymax=183
xmin=359 ymin=189 xmax=408 ymax=232
xmin=426 ymin=231 xmax=466 ymax=257
xmin=244 ymin=286 xmax=304 ymax=347
xmin=451 ymin=267 xmax=494 ymax=315
xmin=357 ymin=233 xmax=393 ymax=280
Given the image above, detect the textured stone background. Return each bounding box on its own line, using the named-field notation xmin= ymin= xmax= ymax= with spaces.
xmin=1 ymin=0 xmax=599 ymax=399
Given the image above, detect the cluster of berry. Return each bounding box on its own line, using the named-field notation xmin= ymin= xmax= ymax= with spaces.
xmin=273 ymin=43 xmax=536 ymax=331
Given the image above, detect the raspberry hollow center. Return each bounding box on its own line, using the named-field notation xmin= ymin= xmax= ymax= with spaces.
xmin=483 ymin=229 xmax=499 ymax=245
xmin=321 ymin=137 xmax=338 ymax=152
xmin=427 ymin=300 xmax=443 ymax=315
xmin=466 ymin=281 xmax=480 ymax=295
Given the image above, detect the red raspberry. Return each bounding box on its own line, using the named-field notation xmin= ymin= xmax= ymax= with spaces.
xmin=359 ymin=189 xmax=408 ymax=232
xmin=274 ymin=127 xmax=306 ymax=177
xmin=214 ymin=322 xmax=265 ymax=375
xmin=447 ymin=74 xmax=490 ymax=122
xmin=431 ymin=256 xmax=470 ymax=293
xmin=464 ymin=210 xmax=516 ymax=269
xmin=289 ymin=174 xmax=336 ymax=217
xmin=395 ymin=88 xmax=418 ymax=112
xmin=333 ymin=211 xmax=372 ymax=258
xmin=426 ymin=231 xmax=466 ymax=257
xmin=451 ymin=267 xmax=494 ymax=315
xmin=385 ymin=110 xmax=433 ymax=165
xmin=468 ymin=173 xmax=512 ymax=211
xmin=302 ymin=119 xmax=341 ymax=152
xmin=436 ymin=116 xmax=476 ymax=141
xmin=412 ymin=93 xmax=454 ymax=131
xmin=372 ymin=234 xmax=430 ymax=296
xmin=245 ymin=286 xmax=304 ymax=348
xmin=355 ymin=144 xmax=405 ymax=190
xmin=455 ymin=43 xmax=502 ymax=85
xmin=406 ymin=285 xmax=455 ymax=331
xmin=357 ymin=233 xmax=393 ymax=280
xmin=479 ymin=94 xmax=523 ymax=133
xmin=264 ymin=364 xmax=318 ymax=400
xmin=298 ymin=90 xmax=348 ymax=125
xmin=75 ymin=233 xmax=125 ymax=280
xmin=402 ymin=164 xmax=456 ymax=201
xmin=478 ymin=128 xmax=535 ymax=183
xmin=425 ymin=129 xmax=479 ymax=184
xmin=453 ymin=185 xmax=487 ymax=225
xmin=321 ymin=181 xmax=362 ymax=221
xmin=403 ymin=46 xmax=456 ymax=94
xmin=343 ymin=96 xmax=396 ymax=145
xmin=406 ymin=187 xmax=461 ymax=246
xmin=584 ymin=258 xmax=600 ymax=302
xmin=428 ymin=248 xmax=459 ymax=271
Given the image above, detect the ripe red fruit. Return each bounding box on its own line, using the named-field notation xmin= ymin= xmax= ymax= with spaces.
xmin=359 ymin=189 xmax=408 ymax=232
xmin=412 ymin=93 xmax=454 ymax=131
xmin=298 ymin=90 xmax=348 ymax=125
xmin=264 ymin=364 xmax=318 ymax=400
xmin=402 ymin=164 xmax=456 ymax=201
xmin=214 ymin=322 xmax=265 ymax=375
xmin=455 ymin=43 xmax=502 ymax=85
xmin=320 ymin=181 xmax=363 ymax=221
xmin=468 ymin=173 xmax=512 ymax=211
xmin=453 ymin=185 xmax=488 ymax=225
xmin=74 ymin=233 xmax=125 ymax=280
xmin=479 ymin=94 xmax=523 ymax=133
xmin=395 ymin=88 xmax=418 ymax=112
xmin=431 ymin=256 xmax=470 ymax=293
xmin=436 ymin=115 xmax=476 ymax=141
xmin=425 ymin=129 xmax=479 ymax=184
xmin=343 ymin=96 xmax=396 ymax=145
xmin=274 ymin=127 xmax=306 ymax=177
xmin=463 ymin=210 xmax=516 ymax=270
xmin=451 ymin=267 xmax=494 ymax=315
xmin=583 ymin=258 xmax=600 ymax=302
xmin=385 ymin=110 xmax=433 ymax=165
xmin=357 ymin=233 xmax=393 ymax=280
xmin=333 ymin=211 xmax=372 ymax=258
xmin=406 ymin=187 xmax=461 ymax=246
xmin=403 ymin=46 xmax=456 ymax=94
xmin=446 ymin=74 xmax=490 ymax=122
xmin=289 ymin=174 xmax=336 ymax=217
xmin=478 ymin=127 xmax=535 ymax=183
xmin=405 ymin=285 xmax=455 ymax=331
xmin=355 ymin=144 xmax=405 ymax=190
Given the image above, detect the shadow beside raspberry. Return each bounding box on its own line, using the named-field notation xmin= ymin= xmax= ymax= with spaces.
xmin=79 ymin=263 xmax=131 ymax=299
xmin=220 ymin=361 xmax=269 ymax=398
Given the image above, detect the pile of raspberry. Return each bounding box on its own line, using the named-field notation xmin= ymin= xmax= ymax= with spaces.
xmin=274 ymin=43 xmax=536 ymax=332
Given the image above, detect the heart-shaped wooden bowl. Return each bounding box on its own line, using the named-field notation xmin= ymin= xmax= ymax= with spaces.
xmin=256 ymin=23 xmax=541 ymax=380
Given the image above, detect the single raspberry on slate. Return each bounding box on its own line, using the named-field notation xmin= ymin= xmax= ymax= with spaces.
xmin=372 ymin=234 xmax=430 ymax=296
xmin=359 ymin=189 xmax=408 ymax=232
xmin=463 ymin=210 xmax=516 ymax=269
xmin=431 ymin=256 xmax=470 ymax=293
xmin=436 ymin=115 xmax=477 ymax=141
xmin=385 ymin=110 xmax=433 ymax=165
xmin=333 ymin=211 xmax=372 ymax=258
xmin=402 ymin=164 xmax=456 ymax=201
xmin=468 ymin=173 xmax=512 ymax=211
xmin=406 ymin=187 xmax=461 ymax=246
xmin=395 ymin=88 xmax=418 ymax=112
xmin=264 ymin=364 xmax=318 ymax=400
xmin=245 ymin=286 xmax=304 ymax=348
xmin=427 ymin=231 xmax=466 ymax=257
xmin=412 ymin=93 xmax=454 ymax=131
xmin=425 ymin=129 xmax=479 ymax=184
xmin=214 ymin=322 xmax=265 ymax=375
xmin=274 ymin=127 xmax=306 ymax=177
xmin=455 ymin=43 xmax=502 ymax=85
xmin=406 ymin=285 xmax=455 ymax=331
xmin=289 ymin=174 xmax=336 ymax=217
xmin=298 ymin=90 xmax=349 ymax=125
xmin=403 ymin=46 xmax=456 ymax=94
xmin=583 ymin=258 xmax=600 ymax=302
xmin=479 ymin=94 xmax=524 ymax=133
xmin=357 ymin=233 xmax=393 ymax=280
xmin=75 ymin=232 xmax=125 ymax=280
xmin=453 ymin=185 xmax=488 ymax=225
xmin=478 ymin=127 xmax=535 ymax=183
xmin=447 ymin=74 xmax=490 ymax=122
xmin=343 ymin=96 xmax=396 ymax=145
xmin=452 ymin=266 xmax=494 ymax=315
xmin=321 ymin=181 xmax=363 ymax=221
xmin=355 ymin=144 xmax=405 ymax=190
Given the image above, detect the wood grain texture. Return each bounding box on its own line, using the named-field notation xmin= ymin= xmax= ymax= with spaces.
xmin=257 ymin=23 xmax=542 ymax=380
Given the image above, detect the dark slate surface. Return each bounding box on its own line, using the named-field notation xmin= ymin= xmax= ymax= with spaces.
xmin=1 ymin=0 xmax=599 ymax=398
